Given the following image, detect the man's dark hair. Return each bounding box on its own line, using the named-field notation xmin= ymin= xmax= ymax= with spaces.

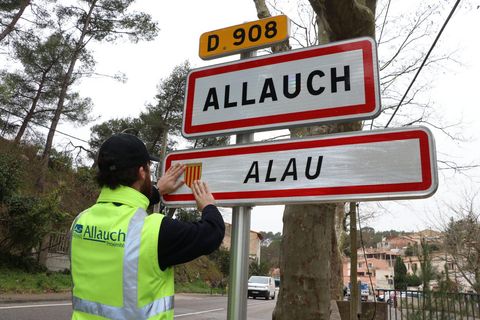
xmin=96 ymin=163 xmax=148 ymax=189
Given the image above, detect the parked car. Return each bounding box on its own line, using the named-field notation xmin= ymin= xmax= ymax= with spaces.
xmin=400 ymin=290 xmax=422 ymax=298
xmin=248 ymin=276 xmax=276 ymax=300
xmin=377 ymin=290 xmax=396 ymax=305
xmin=274 ymin=278 xmax=280 ymax=293
xmin=346 ymin=283 xmax=370 ymax=301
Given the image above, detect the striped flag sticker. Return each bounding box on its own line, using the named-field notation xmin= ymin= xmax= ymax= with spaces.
xmin=184 ymin=163 xmax=202 ymax=188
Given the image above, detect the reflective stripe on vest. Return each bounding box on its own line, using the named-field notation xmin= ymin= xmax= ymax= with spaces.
xmin=72 ymin=209 xmax=174 ymax=319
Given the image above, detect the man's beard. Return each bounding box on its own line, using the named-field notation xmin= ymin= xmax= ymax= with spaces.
xmin=140 ymin=175 xmax=152 ymax=199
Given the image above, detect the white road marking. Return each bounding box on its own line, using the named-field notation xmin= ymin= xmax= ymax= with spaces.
xmin=248 ymin=301 xmax=274 ymax=307
xmin=175 ymin=307 xmax=224 ymax=317
xmin=0 ymin=302 xmax=72 ymax=310
xmin=174 ymin=301 xmax=271 ymax=318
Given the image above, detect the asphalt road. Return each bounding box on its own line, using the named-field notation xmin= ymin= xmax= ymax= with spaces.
xmin=0 ymin=294 xmax=276 ymax=320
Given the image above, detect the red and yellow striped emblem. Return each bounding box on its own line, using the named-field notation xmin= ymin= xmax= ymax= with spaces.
xmin=184 ymin=163 xmax=202 ymax=188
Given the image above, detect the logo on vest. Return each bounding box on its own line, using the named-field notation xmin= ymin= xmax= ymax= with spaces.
xmin=73 ymin=223 xmax=126 ymax=248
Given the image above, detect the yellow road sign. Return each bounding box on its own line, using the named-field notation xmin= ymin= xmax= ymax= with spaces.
xmin=199 ymin=15 xmax=290 ymax=60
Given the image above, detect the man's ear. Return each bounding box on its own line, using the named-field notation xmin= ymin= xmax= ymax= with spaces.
xmin=138 ymin=166 xmax=147 ymax=181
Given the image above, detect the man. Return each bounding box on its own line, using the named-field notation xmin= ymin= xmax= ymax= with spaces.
xmin=70 ymin=133 xmax=225 ymax=320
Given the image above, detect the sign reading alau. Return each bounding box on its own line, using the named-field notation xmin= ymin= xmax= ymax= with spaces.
xmin=183 ymin=37 xmax=380 ymax=138
xmin=163 ymin=127 xmax=438 ymax=207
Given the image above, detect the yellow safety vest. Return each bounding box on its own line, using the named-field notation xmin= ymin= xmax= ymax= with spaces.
xmin=70 ymin=186 xmax=174 ymax=320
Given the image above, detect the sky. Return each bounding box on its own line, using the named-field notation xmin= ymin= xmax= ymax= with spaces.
xmin=47 ymin=0 xmax=480 ymax=234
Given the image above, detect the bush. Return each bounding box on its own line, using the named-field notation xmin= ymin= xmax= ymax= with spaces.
xmin=0 ymin=152 xmax=24 ymax=201
xmin=249 ymin=260 xmax=270 ymax=277
xmin=1 ymin=191 xmax=67 ymax=255
xmin=0 ymin=251 xmax=46 ymax=273
xmin=406 ymin=273 xmax=422 ymax=287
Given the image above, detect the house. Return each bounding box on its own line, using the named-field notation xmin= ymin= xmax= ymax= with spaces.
xmin=221 ymin=222 xmax=263 ymax=263
xmin=343 ymin=248 xmax=401 ymax=290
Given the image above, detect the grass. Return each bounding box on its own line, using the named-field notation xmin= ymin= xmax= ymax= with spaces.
xmin=0 ymin=254 xmax=222 ymax=294
xmin=0 ymin=267 xmax=223 ymax=295
xmin=175 ymin=279 xmax=226 ymax=295
xmin=0 ymin=267 xmax=72 ymax=294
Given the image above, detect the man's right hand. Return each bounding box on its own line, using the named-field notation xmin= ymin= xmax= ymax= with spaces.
xmin=191 ymin=180 xmax=216 ymax=211
xmin=157 ymin=163 xmax=185 ymax=195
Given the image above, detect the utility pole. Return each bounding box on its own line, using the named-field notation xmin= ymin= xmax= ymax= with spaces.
xmin=350 ymin=202 xmax=360 ymax=320
xmin=154 ymin=127 xmax=169 ymax=213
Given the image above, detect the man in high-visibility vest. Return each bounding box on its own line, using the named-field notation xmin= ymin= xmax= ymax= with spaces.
xmin=70 ymin=133 xmax=225 ymax=320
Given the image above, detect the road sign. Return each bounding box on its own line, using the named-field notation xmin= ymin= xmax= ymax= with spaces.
xmin=199 ymin=15 xmax=290 ymax=60
xmin=163 ymin=127 xmax=438 ymax=207
xmin=183 ymin=37 xmax=380 ymax=138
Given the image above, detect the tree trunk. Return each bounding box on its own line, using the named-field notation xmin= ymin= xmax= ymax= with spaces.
xmin=36 ymin=0 xmax=97 ymax=190
xmin=14 ymin=69 xmax=50 ymax=143
xmin=0 ymin=0 xmax=31 ymax=43
xmin=252 ymin=0 xmax=376 ymax=318
xmin=36 ymin=0 xmax=98 ymax=265
xmin=273 ymin=204 xmax=335 ymax=320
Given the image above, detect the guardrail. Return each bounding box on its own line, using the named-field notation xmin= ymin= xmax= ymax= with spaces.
xmin=376 ymin=289 xmax=480 ymax=320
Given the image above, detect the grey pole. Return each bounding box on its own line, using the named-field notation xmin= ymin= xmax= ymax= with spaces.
xmin=227 ymin=50 xmax=255 ymax=320
xmin=153 ymin=128 xmax=169 ymax=213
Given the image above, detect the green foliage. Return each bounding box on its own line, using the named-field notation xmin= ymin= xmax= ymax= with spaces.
xmin=419 ymin=239 xmax=435 ymax=293
xmin=89 ymin=117 xmax=144 ymax=154
xmin=175 ymin=208 xmax=200 ymax=223
xmin=0 ymin=251 xmax=46 ymax=273
xmin=0 ymin=1 xmax=25 ymax=12
xmin=0 ymin=151 xmax=23 ymax=201
xmin=405 ymin=243 xmax=419 ymax=256
xmin=175 ymin=279 xmax=225 ymax=294
xmin=0 ymin=266 xmax=72 ymax=293
xmin=1 ymin=190 xmax=67 ymax=255
xmin=193 ymin=136 xmax=230 ymax=149
xmin=174 ymin=255 xmax=223 ymax=286
xmin=260 ymin=231 xmax=282 ymax=241
xmin=1 ymin=32 xmax=94 ymax=142
xmin=261 ymin=239 xmax=281 ymax=270
xmin=249 ymin=260 xmax=270 ymax=277
xmin=209 ymin=248 xmax=230 ymax=278
xmin=406 ymin=273 xmax=422 ymax=287
xmin=437 ymin=264 xmax=458 ymax=293
xmin=394 ymin=256 xmax=408 ymax=290
xmin=142 ymin=61 xmax=191 ymax=152
xmin=342 ymin=228 xmax=411 ymax=257
xmin=444 ymin=207 xmax=480 ymax=293
xmin=56 ymin=1 xmax=158 ymax=44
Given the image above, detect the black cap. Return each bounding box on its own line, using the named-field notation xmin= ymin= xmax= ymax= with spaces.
xmin=97 ymin=133 xmax=159 ymax=172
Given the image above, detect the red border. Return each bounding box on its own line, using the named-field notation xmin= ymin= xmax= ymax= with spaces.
xmin=184 ymin=39 xmax=376 ymax=135
xmin=163 ymin=129 xmax=433 ymax=202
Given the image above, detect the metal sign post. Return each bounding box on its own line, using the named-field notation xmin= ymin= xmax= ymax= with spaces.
xmin=227 ymin=51 xmax=255 ymax=320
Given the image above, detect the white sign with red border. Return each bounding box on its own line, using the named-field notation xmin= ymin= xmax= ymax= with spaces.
xmin=163 ymin=127 xmax=438 ymax=207
xmin=183 ymin=37 xmax=380 ymax=138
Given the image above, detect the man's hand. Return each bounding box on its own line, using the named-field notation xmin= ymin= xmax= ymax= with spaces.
xmin=191 ymin=180 xmax=216 ymax=211
xmin=157 ymin=163 xmax=185 ymax=195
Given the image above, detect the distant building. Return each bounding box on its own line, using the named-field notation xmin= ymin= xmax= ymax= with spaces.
xmin=343 ymin=248 xmax=400 ymax=290
xmin=221 ymin=223 xmax=263 ymax=263
xmin=343 ymin=230 xmax=475 ymax=292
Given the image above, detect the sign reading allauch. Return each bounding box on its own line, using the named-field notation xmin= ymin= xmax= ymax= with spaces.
xmin=183 ymin=37 xmax=381 ymax=138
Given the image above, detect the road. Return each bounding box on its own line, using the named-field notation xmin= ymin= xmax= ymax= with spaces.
xmin=0 ymin=294 xmax=275 ymax=320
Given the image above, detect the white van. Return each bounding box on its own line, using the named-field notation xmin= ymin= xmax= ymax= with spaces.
xmin=247 ymin=276 xmax=276 ymax=300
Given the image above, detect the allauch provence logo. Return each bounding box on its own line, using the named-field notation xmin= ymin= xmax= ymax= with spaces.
xmin=73 ymin=223 xmax=126 ymax=248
